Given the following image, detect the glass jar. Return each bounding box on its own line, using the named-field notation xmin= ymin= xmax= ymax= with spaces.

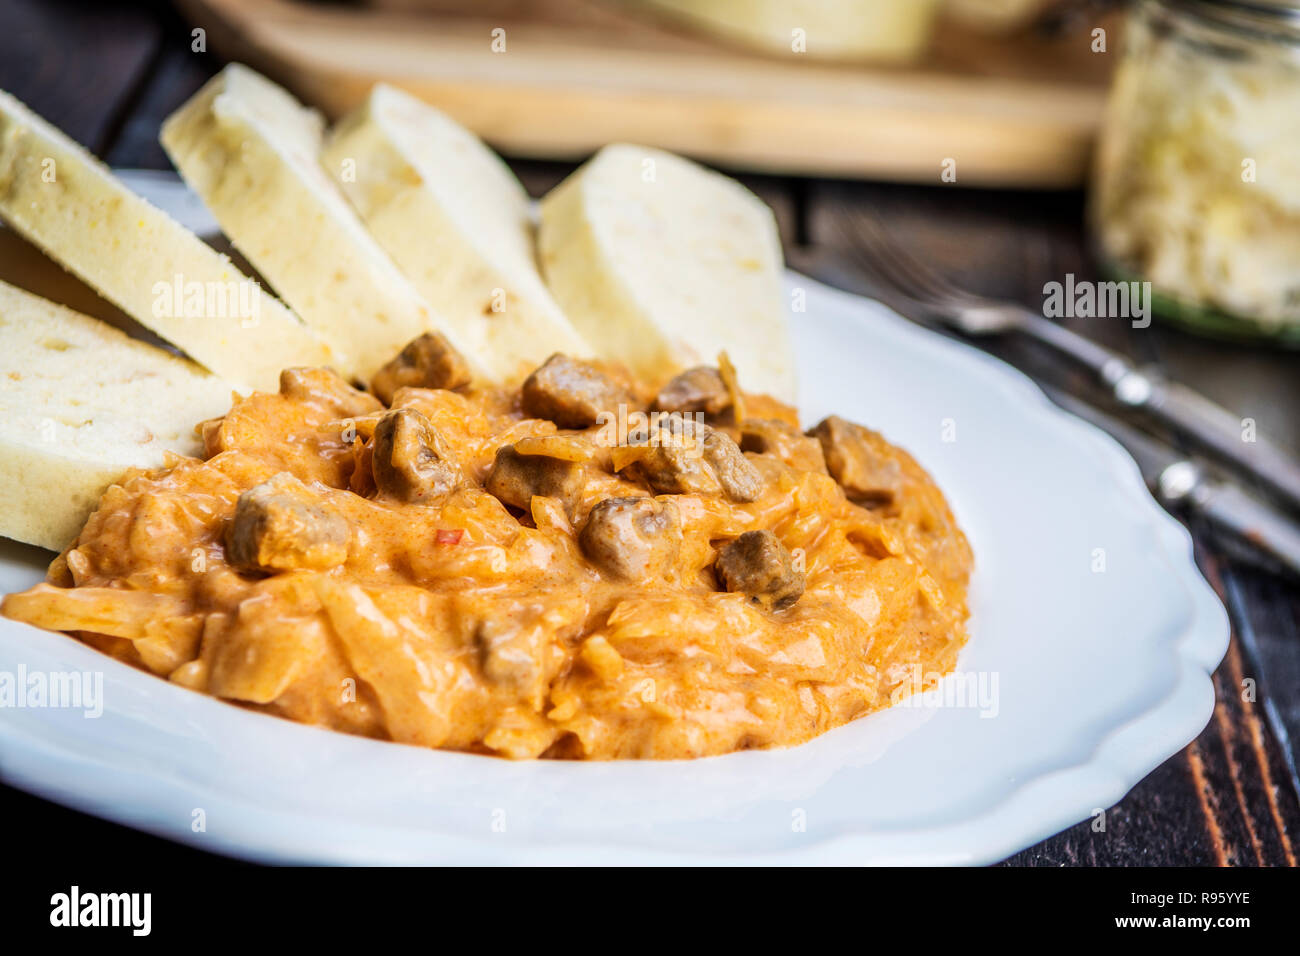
xmin=1090 ymin=0 xmax=1300 ymax=343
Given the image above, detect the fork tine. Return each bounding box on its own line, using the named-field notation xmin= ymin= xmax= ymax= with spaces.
xmin=827 ymin=212 xmax=930 ymax=302
xmin=846 ymin=266 xmax=954 ymax=327
xmin=854 ymin=214 xmax=967 ymax=302
xmin=837 ymin=218 xmax=949 ymax=308
xmin=847 ymin=212 xmax=985 ymax=310
xmin=840 ymin=236 xmax=926 ymax=305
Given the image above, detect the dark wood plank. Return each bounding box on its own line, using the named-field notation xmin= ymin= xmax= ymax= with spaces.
xmin=1224 ymin=569 xmax=1300 ymax=781
xmin=104 ymin=21 xmax=220 ymax=169
xmin=0 ymin=0 xmax=162 ymax=154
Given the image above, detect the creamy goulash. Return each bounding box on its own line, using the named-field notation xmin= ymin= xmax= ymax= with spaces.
xmin=3 ymin=336 xmax=972 ymax=759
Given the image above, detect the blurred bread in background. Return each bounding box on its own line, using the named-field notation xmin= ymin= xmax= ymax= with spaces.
xmin=628 ymin=0 xmax=943 ymax=63
xmin=365 ymin=0 xmax=1059 ymax=61
xmin=362 ymin=0 xmax=1065 ymax=65
xmin=180 ymin=0 xmax=1117 ymax=185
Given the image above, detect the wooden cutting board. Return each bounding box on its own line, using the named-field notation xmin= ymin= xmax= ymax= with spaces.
xmin=175 ymin=0 xmax=1121 ymax=187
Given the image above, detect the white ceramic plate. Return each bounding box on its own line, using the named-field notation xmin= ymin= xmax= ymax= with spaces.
xmin=0 ymin=173 xmax=1228 ymax=865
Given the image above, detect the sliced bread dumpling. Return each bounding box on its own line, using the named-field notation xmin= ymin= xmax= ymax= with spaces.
xmin=539 ymin=144 xmax=796 ymax=401
xmin=0 ymin=280 xmax=236 ymax=550
xmin=635 ymin=0 xmax=940 ymax=62
xmin=161 ymin=65 xmax=476 ymax=381
xmin=322 ymin=84 xmax=590 ymax=383
xmin=0 ymin=88 xmax=330 ymax=391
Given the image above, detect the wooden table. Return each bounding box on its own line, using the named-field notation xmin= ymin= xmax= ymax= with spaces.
xmin=1 ymin=0 xmax=1297 ymax=867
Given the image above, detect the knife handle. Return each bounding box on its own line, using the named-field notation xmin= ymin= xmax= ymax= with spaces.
xmin=1143 ymin=379 xmax=1300 ymax=517
xmin=1018 ymin=311 xmax=1300 ymax=516
xmin=1191 ymin=480 xmax=1300 ymax=577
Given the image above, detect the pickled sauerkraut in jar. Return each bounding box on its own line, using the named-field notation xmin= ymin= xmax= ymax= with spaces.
xmin=1091 ymin=0 xmax=1300 ymax=336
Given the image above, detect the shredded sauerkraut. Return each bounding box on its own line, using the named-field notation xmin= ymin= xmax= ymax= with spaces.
xmin=1092 ymin=7 xmax=1300 ymax=329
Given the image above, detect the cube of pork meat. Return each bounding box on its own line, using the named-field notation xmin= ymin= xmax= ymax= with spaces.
xmin=279 ymin=366 xmax=382 ymax=418
xmin=579 ymin=496 xmax=682 ymax=581
xmin=371 ymin=408 xmax=460 ymax=502
xmin=715 ymin=529 xmax=805 ymax=610
xmin=369 ymin=332 xmax=472 ymax=405
xmin=521 ymin=353 xmax=632 ymax=429
xmin=633 ymin=416 xmax=762 ymax=503
xmin=226 ymin=472 xmax=350 ymax=573
xmin=653 ymin=366 xmax=731 ymax=416
xmin=485 ymin=443 xmax=582 ymax=511
xmin=806 ymin=415 xmax=903 ymax=506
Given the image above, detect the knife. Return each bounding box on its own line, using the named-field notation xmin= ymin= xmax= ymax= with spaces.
xmin=1043 ymin=385 xmax=1300 ymax=578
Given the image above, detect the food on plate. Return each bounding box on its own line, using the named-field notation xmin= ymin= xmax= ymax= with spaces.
xmin=0 ymin=64 xmax=973 ymax=761
xmin=161 ymin=65 xmax=470 ymax=380
xmin=539 ymin=144 xmax=796 ymax=401
xmin=2 ymin=338 xmax=972 ymax=759
xmin=0 ymin=88 xmax=329 ymax=389
xmin=323 ymin=84 xmax=591 ymax=382
xmin=0 ymin=280 xmax=235 ymax=550
xmin=808 ymin=415 xmax=905 ymax=506
xmin=630 ymin=0 xmax=943 ymax=63
xmin=521 ymin=353 xmax=633 ymax=429
xmin=369 ymin=331 xmax=473 ymax=404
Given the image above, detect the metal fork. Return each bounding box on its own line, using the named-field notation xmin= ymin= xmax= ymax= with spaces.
xmin=814 ymin=212 xmax=1300 ymax=517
